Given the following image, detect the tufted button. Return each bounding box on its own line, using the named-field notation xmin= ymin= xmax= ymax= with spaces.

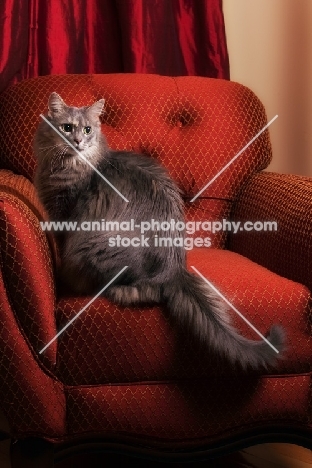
xmin=177 ymin=109 xmax=197 ymax=127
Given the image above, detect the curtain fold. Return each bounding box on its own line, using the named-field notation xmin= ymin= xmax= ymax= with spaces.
xmin=0 ymin=0 xmax=229 ymax=93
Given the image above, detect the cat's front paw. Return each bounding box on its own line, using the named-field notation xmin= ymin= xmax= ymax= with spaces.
xmin=105 ymin=286 xmax=141 ymax=305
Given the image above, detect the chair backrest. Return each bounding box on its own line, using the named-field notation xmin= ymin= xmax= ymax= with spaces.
xmin=0 ymin=74 xmax=272 ymax=247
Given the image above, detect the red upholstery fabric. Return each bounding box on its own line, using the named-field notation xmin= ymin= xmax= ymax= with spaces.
xmin=0 ymin=74 xmax=271 ymax=191
xmin=55 ymin=249 xmax=311 ymax=385
xmin=0 ymin=176 xmax=57 ymax=368
xmin=0 ymin=244 xmax=65 ymax=438
xmin=0 ymin=75 xmax=311 ymax=454
xmin=65 ymin=375 xmax=311 ymax=444
xmin=229 ymin=171 xmax=312 ymax=292
xmin=0 ymin=74 xmax=271 ymax=249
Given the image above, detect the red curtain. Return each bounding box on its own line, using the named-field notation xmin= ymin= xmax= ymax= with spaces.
xmin=0 ymin=0 xmax=229 ymax=93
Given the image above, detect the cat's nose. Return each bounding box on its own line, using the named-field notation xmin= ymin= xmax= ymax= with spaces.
xmin=74 ymin=138 xmax=82 ymax=145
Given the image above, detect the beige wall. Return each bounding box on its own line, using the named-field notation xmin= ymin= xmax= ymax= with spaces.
xmin=223 ymin=0 xmax=312 ymax=176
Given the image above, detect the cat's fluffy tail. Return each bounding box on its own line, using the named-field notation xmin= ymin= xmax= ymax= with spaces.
xmin=162 ymin=270 xmax=286 ymax=370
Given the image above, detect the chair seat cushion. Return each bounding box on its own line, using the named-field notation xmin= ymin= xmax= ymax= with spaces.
xmin=55 ymin=249 xmax=311 ymax=385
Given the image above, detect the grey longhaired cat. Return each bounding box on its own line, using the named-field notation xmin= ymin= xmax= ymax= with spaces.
xmin=34 ymin=92 xmax=286 ymax=370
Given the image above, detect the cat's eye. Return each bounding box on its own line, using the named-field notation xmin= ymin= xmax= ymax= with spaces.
xmin=60 ymin=124 xmax=73 ymax=133
xmin=83 ymin=126 xmax=92 ymax=135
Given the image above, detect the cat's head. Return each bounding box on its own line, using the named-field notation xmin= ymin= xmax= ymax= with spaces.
xmin=34 ymin=92 xmax=106 ymax=170
xmin=48 ymin=92 xmax=105 ymax=152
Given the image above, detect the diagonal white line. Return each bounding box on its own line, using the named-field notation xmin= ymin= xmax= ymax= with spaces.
xmin=40 ymin=114 xmax=129 ymax=202
xmin=39 ymin=266 xmax=128 ymax=354
xmin=190 ymin=115 xmax=278 ymax=202
xmin=190 ymin=266 xmax=279 ymax=353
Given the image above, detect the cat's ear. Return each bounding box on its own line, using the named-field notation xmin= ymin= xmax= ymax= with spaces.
xmin=48 ymin=92 xmax=66 ymax=117
xmin=88 ymin=99 xmax=105 ymax=120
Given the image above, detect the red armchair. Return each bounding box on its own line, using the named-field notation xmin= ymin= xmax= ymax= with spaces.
xmin=0 ymin=74 xmax=311 ymax=466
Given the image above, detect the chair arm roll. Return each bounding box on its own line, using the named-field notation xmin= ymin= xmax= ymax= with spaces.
xmin=228 ymin=171 xmax=312 ymax=292
xmin=0 ymin=170 xmax=58 ymax=366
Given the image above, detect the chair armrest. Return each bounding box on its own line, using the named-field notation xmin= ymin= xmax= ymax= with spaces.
xmin=0 ymin=170 xmax=58 ymax=262
xmin=0 ymin=171 xmax=66 ymax=438
xmin=228 ymin=171 xmax=312 ymax=291
xmin=0 ymin=171 xmax=58 ymax=365
xmin=0 ymin=264 xmax=65 ymax=438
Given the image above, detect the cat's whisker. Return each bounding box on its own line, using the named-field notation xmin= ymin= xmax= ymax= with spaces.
xmin=50 ymin=146 xmax=69 ymax=173
xmin=40 ymin=144 xmax=68 ymax=157
xmin=39 ymin=144 xmax=64 ymax=150
xmin=43 ymin=144 xmax=70 ymax=165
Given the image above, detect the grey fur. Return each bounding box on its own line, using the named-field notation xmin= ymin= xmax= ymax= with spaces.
xmin=34 ymin=93 xmax=286 ymax=370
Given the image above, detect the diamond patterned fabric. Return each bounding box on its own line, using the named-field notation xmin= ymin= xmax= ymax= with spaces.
xmin=0 ymin=173 xmax=57 ymax=368
xmin=0 ymin=241 xmax=65 ymax=437
xmin=0 ymin=75 xmax=310 ymax=447
xmin=66 ymin=375 xmax=311 ymax=443
xmin=229 ymin=171 xmax=312 ymax=292
xmin=56 ymin=249 xmax=311 ymax=385
xmin=0 ymin=74 xmax=272 ymax=248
